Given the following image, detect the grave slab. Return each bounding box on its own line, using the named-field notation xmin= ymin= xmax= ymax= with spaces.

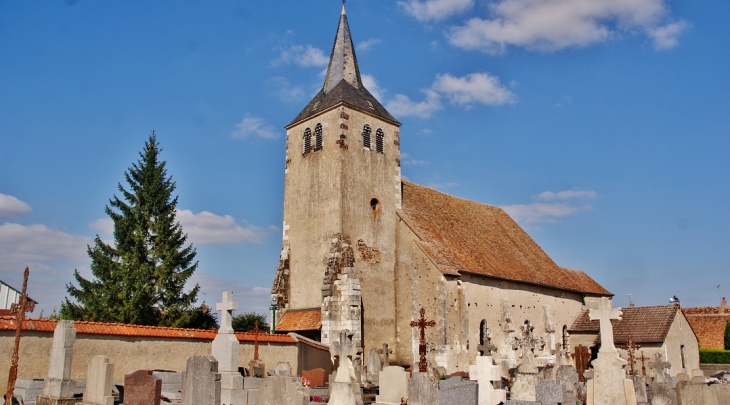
xmin=375 ymin=366 xmax=408 ymax=405
xmin=408 ymin=372 xmax=438 ymax=405
xmin=80 ymin=355 xmax=114 ymax=405
xmin=181 ymin=356 xmax=221 ymax=405
xmin=254 ymin=376 xmax=308 ymax=405
xmin=124 ymin=370 xmax=162 ymax=405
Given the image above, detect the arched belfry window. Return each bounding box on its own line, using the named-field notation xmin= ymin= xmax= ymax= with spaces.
xmin=303 ymin=128 xmax=312 ymax=154
xmin=314 ymin=123 xmax=323 ymax=151
xmin=375 ymin=129 xmax=384 ymax=153
xmin=362 ymin=125 xmax=371 ymax=149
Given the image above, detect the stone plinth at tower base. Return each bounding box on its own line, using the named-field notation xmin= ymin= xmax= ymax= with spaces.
xmin=586 ymin=352 xmax=637 ymax=405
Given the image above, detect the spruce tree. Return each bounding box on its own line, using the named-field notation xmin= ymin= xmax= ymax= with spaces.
xmin=61 ymin=132 xmax=216 ymax=328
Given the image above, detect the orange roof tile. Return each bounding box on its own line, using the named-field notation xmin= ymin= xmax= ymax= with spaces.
xmin=398 ymin=181 xmax=611 ymax=295
xmin=276 ymin=309 xmax=322 ymax=332
xmin=682 ymin=307 xmax=730 ymax=350
xmin=0 ymin=317 xmax=296 ymax=344
xmin=569 ymin=305 xmax=686 ymax=344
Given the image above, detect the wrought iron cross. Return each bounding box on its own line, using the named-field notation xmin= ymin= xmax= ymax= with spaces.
xmin=619 ymin=335 xmax=641 ymax=375
xmin=572 ymin=344 xmax=592 ymax=382
xmin=5 ymin=267 xmax=34 ymax=405
xmin=637 ymin=350 xmax=649 ymax=376
xmin=253 ymin=320 xmax=260 ymax=361
xmin=410 ymin=307 xmax=436 ymax=372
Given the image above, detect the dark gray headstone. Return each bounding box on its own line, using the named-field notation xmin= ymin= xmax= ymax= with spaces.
xmin=536 ymin=380 xmax=564 ymax=405
xmin=181 ymin=356 xmax=220 ymax=405
xmin=437 ymin=378 xmax=477 ymax=405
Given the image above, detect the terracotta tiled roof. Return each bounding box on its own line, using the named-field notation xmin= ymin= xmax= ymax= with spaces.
xmin=398 ymin=181 xmax=611 ymax=295
xmin=0 ymin=317 xmax=296 ymax=344
xmin=682 ymin=307 xmax=730 ymax=350
xmin=569 ymin=305 xmax=684 ymax=344
xmin=276 ymin=309 xmax=322 ymax=332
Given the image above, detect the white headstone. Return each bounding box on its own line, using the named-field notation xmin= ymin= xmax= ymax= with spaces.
xmin=211 ymin=292 xmax=245 ymax=405
xmin=587 ymin=297 xmax=632 ymax=405
xmin=81 ymin=355 xmax=114 ymax=405
xmin=365 ymin=347 xmax=382 ymax=384
xmin=375 ymin=366 xmax=408 ymax=405
xmin=469 ymin=355 xmax=506 ymax=405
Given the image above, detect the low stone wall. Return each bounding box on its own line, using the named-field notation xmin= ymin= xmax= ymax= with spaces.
xmin=0 ymin=329 xmax=327 ymax=395
xmin=700 ymin=363 xmax=730 ymax=377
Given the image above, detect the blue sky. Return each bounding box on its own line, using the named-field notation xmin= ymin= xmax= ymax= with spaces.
xmin=1 ymin=0 xmax=728 ymax=318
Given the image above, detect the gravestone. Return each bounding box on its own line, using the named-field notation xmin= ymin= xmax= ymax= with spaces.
xmin=510 ymin=321 xmax=545 ymax=402
xmin=80 ymin=355 xmax=114 ymax=405
xmin=536 ymin=380 xmax=565 ymax=405
xmin=124 ymin=370 xmax=162 ymax=405
xmin=675 ymin=377 xmax=718 ymax=405
xmin=646 ymin=353 xmax=675 ymax=405
xmin=254 ymin=376 xmax=308 ymax=405
xmin=36 ymin=320 xmax=76 ymax=405
xmin=408 ymin=372 xmax=438 ymax=405
xmin=211 ymin=291 xmax=245 ymax=405
xmin=327 ymin=330 xmax=362 ymax=405
xmin=302 ymin=368 xmax=327 ymax=388
xmin=554 ymin=365 xmax=579 ymax=404
xmin=378 ymin=343 xmax=393 ymax=367
xmin=437 ymin=377 xmax=477 ymax=405
xmin=270 ymin=362 xmax=292 ymax=376
xmin=468 ymin=355 xmax=505 ymax=405
xmin=586 ymin=297 xmax=634 ymax=405
xmin=365 ymin=347 xmax=381 ymax=384
xmin=181 ymin=356 xmax=221 ymax=405
xmin=632 ymin=375 xmax=648 ymax=404
xmin=151 ymin=371 xmax=182 ymax=402
xmin=375 ymin=366 xmax=408 ymax=405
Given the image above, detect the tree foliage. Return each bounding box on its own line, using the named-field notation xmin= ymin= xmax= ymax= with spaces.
xmin=61 ymin=132 xmax=216 ymax=329
xmin=232 ymin=312 xmax=270 ymax=333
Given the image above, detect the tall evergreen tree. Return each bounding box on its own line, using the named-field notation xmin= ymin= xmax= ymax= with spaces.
xmin=61 ymin=132 xmax=216 ymax=328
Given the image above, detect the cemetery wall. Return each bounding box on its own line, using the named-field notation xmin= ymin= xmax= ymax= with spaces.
xmin=0 ymin=328 xmax=320 ymax=395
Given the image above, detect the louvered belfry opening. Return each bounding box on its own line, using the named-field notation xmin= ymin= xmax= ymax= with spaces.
xmin=363 ymin=125 xmax=371 ymax=149
xmin=303 ymin=128 xmax=312 ymax=154
xmin=314 ymin=123 xmax=323 ymax=151
xmin=375 ymin=129 xmax=384 ymax=153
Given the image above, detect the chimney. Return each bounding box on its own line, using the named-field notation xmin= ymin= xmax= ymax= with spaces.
xmin=722 ymin=297 xmax=727 ymax=307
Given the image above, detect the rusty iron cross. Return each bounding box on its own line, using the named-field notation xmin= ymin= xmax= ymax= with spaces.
xmin=619 ymin=335 xmax=641 ymax=375
xmin=637 ymin=350 xmax=649 ymax=376
xmin=571 ymin=344 xmax=592 ymax=382
xmin=253 ymin=320 xmax=260 ymax=361
xmin=5 ymin=267 xmax=34 ymax=405
xmin=410 ymin=307 xmax=436 ymax=373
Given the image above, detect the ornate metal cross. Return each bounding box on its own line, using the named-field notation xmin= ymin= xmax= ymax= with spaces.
xmin=637 ymin=350 xmax=650 ymax=376
xmin=572 ymin=344 xmax=592 ymax=382
xmin=5 ymin=267 xmax=34 ymax=405
xmin=619 ymin=335 xmax=641 ymax=375
xmin=253 ymin=320 xmax=260 ymax=361
xmin=410 ymin=307 xmax=436 ymax=372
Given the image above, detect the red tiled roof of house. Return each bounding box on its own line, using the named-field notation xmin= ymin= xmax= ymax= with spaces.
xmin=398 ymin=181 xmax=612 ymax=296
xmin=276 ymin=309 xmax=322 ymax=332
xmin=569 ymin=305 xmax=686 ymax=344
xmin=0 ymin=317 xmax=296 ymax=344
xmin=682 ymin=306 xmax=730 ymax=350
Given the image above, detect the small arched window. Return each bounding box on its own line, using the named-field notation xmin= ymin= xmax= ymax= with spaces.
xmin=314 ymin=124 xmax=323 ymax=151
xmin=362 ymin=125 xmax=371 ymax=149
xmin=375 ymin=129 xmax=384 ymax=153
xmin=303 ymin=128 xmax=312 ymax=154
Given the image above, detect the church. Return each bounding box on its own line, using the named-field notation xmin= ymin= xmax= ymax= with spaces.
xmin=269 ymin=4 xmax=612 ymax=374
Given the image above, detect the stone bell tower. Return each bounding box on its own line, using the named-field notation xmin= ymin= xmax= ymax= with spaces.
xmin=271 ymin=4 xmax=402 ymax=352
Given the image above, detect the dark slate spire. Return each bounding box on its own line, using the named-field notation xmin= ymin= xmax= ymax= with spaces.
xmin=323 ymin=5 xmax=362 ymax=93
xmin=286 ymin=5 xmax=400 ymax=129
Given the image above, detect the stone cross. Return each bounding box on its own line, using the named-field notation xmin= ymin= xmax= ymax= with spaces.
xmin=469 ymin=355 xmax=506 ymax=405
xmin=572 ymin=344 xmax=591 ymax=382
xmin=330 ymin=330 xmax=357 ymax=383
xmin=648 ymin=353 xmax=672 ymax=384
xmin=477 ymin=319 xmax=496 ymax=356
xmin=5 ymin=266 xmax=34 ymax=405
xmin=619 ymin=335 xmax=641 ymax=375
xmin=216 ymin=291 xmax=237 ymax=333
xmin=511 ymin=320 xmax=544 ymax=373
xmin=637 ymin=350 xmax=649 ymax=376
xmin=378 ymin=343 xmax=393 ymax=366
xmin=588 ymin=297 xmax=622 ymax=352
xmin=253 ymin=320 xmax=260 ymax=361
xmin=410 ymin=307 xmax=436 ymax=372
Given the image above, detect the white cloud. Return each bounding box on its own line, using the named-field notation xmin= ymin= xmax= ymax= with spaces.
xmin=267 ymin=77 xmax=304 ymax=102
xmin=502 ymin=189 xmax=598 ymax=225
xmin=272 ymin=45 xmax=329 ymax=67
xmin=400 ymin=152 xmax=428 ymax=166
xmin=447 ymin=0 xmax=687 ymax=53
xmin=230 ymin=114 xmax=280 ymax=140
xmin=357 ymin=38 xmax=381 ymax=51
xmin=432 ymin=72 xmax=516 ymax=106
xmin=648 ymin=21 xmax=689 ymax=50
xmin=176 ymin=209 xmax=268 ymax=245
xmin=386 ymin=90 xmax=443 ymax=118
xmin=399 ymin=0 xmax=474 ymax=22
xmin=0 ymin=193 xmax=32 ymax=218
xmin=0 ymin=223 xmax=91 ymax=264
xmin=88 ymin=218 xmax=113 ymax=234
xmin=361 ymin=74 xmax=385 ymax=100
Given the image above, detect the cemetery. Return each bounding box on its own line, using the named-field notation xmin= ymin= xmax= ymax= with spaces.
xmin=1 ymin=3 xmax=727 ymax=405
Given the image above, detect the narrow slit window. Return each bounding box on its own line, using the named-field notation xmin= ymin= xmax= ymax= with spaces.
xmin=362 ymin=125 xmax=371 ymax=149
xmin=375 ymin=129 xmax=384 ymax=153
xmin=314 ymin=124 xmax=323 ymax=150
xmin=303 ymin=128 xmax=312 ymax=154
